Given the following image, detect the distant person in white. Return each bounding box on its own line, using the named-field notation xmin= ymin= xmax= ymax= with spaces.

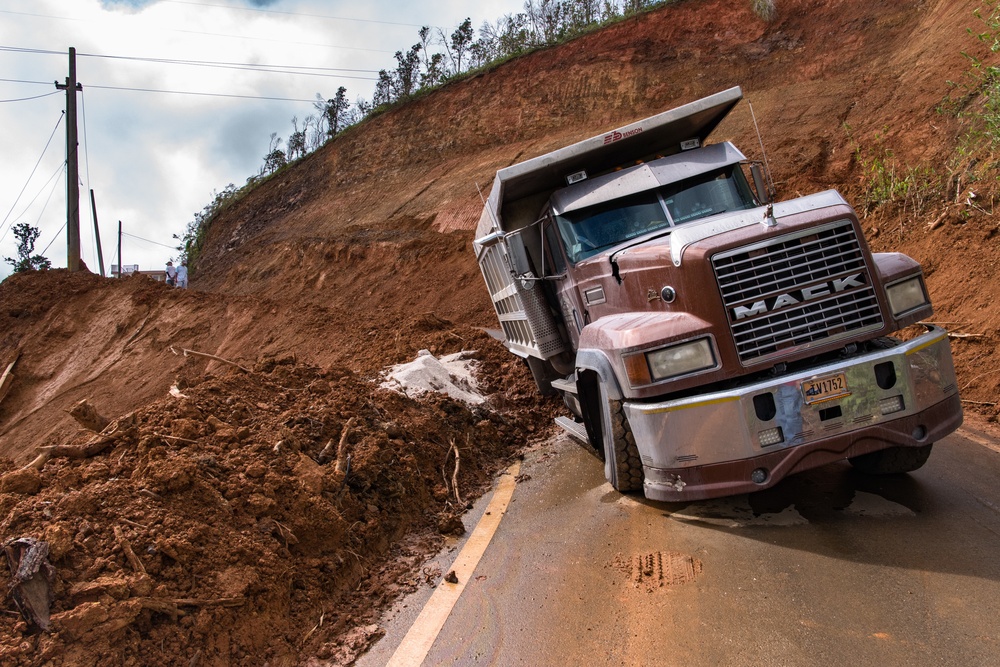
xmin=165 ymin=260 xmax=177 ymax=286
xmin=175 ymin=262 xmax=188 ymax=289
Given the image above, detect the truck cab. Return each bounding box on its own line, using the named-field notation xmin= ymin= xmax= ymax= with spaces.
xmin=474 ymin=87 xmax=962 ymax=501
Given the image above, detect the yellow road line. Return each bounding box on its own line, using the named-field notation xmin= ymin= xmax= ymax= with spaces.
xmin=958 ymin=427 xmax=1000 ymax=455
xmin=385 ymin=460 xmax=521 ymax=667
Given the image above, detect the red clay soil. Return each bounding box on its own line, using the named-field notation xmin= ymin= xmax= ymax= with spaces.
xmin=0 ymin=292 xmax=556 ymax=665
xmin=1 ymin=0 xmax=999 ymax=664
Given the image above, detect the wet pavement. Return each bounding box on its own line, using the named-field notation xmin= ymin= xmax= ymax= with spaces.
xmin=360 ymin=424 xmax=1000 ymax=666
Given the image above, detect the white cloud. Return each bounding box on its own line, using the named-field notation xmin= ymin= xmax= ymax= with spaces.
xmin=0 ymin=0 xmax=525 ymax=280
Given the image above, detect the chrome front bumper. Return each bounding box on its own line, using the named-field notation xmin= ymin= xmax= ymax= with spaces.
xmin=624 ymin=327 xmax=962 ymax=501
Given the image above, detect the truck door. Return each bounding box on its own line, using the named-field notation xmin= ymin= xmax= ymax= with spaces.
xmin=542 ymin=218 xmax=588 ymax=351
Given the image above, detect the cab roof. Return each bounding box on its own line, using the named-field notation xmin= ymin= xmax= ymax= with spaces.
xmin=478 ymin=86 xmax=744 ymax=236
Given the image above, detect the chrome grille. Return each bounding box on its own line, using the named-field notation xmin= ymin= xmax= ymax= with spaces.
xmin=713 ymin=220 xmax=884 ymax=365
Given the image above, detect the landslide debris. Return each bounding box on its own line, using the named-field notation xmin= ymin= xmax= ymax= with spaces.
xmin=0 ymin=329 xmax=556 ymax=666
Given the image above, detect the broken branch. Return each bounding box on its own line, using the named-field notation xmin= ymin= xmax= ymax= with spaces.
xmin=926 ymin=210 xmax=948 ymax=231
xmin=37 ymin=433 xmax=117 ymax=459
xmin=328 ymin=417 xmax=355 ymax=473
xmin=171 ymin=597 xmax=246 ymax=608
xmin=450 ymin=440 xmax=462 ymax=506
xmin=153 ymin=433 xmax=198 ymax=444
xmin=114 ymin=526 xmax=147 ymax=576
xmin=19 ymin=452 xmax=52 ymax=473
xmin=67 ymin=399 xmax=110 ymax=433
xmin=0 ymin=354 xmax=19 ymax=407
xmin=168 ymin=346 xmax=251 ymax=373
xmin=302 ymin=611 xmax=326 ymax=643
xmin=138 ymin=598 xmax=180 ymax=621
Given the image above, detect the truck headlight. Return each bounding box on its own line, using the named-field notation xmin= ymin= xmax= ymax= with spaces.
xmin=626 ymin=338 xmax=717 ymax=385
xmin=886 ymin=276 xmax=928 ymax=316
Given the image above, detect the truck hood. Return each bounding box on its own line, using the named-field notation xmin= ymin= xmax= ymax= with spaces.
xmin=608 ymin=190 xmax=850 ymax=270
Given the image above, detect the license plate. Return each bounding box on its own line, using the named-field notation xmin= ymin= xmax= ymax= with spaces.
xmin=801 ymin=373 xmax=850 ymax=404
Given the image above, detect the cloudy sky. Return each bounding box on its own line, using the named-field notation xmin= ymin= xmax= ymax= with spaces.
xmin=0 ymin=0 xmax=525 ymax=280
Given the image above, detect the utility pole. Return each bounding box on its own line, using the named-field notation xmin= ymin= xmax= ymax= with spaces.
xmin=55 ymin=47 xmax=83 ymax=272
xmin=90 ymin=190 xmax=105 ymax=277
xmin=117 ymin=221 xmax=122 ymax=277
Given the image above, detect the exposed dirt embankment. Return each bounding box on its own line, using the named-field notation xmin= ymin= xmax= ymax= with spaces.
xmin=1 ymin=0 xmax=999 ymax=664
xmin=188 ymin=0 xmax=1000 ymax=408
xmin=193 ymin=0 xmax=972 ymax=292
xmin=0 ymin=308 xmax=555 ymax=665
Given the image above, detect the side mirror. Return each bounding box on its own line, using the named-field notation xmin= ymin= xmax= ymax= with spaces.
xmin=506 ymin=232 xmax=533 ymax=277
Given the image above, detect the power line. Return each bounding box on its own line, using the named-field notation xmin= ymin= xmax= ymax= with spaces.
xmin=0 ymin=112 xmax=65 ymax=244
xmin=0 ymin=77 xmax=370 ymax=103
xmin=0 ymin=48 xmax=381 ymax=98
xmin=11 ymin=162 xmax=66 ymax=232
xmin=0 ymin=77 xmax=54 ymax=86
xmin=75 ymin=51 xmax=380 ymax=75
xmin=32 ymin=168 xmax=64 ymax=233
xmin=121 ymin=231 xmax=177 ymax=250
xmin=85 ymin=84 xmax=328 ymax=103
xmin=0 ymin=46 xmax=381 ymax=73
xmin=0 ymin=90 xmax=60 ymax=103
xmin=40 ymin=218 xmax=67 ymax=256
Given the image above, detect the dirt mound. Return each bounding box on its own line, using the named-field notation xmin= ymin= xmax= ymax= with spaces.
xmin=0 ymin=265 xmax=503 ymax=463
xmin=0 ymin=329 xmax=556 ymax=666
xmin=2 ymin=0 xmax=999 ymax=664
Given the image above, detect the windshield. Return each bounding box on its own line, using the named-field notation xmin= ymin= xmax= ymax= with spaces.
xmin=555 ymin=165 xmax=757 ymax=263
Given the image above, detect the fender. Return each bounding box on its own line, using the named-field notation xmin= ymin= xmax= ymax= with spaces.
xmin=872 ymin=252 xmax=921 ymax=284
xmin=576 ymin=312 xmax=715 ymax=398
xmin=574 ymin=349 xmax=623 ymax=399
xmin=872 ymin=252 xmax=932 ymax=328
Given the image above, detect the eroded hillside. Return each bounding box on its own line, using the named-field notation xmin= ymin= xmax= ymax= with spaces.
xmin=187 ymin=0 xmax=1000 ymax=410
xmin=0 ymin=0 xmax=998 ymax=664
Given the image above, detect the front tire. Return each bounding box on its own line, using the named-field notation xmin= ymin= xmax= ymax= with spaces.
xmin=848 ymin=444 xmax=933 ymax=474
xmin=606 ymin=398 xmax=644 ymax=493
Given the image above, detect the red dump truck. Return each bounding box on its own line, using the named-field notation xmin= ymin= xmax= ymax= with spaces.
xmin=473 ymin=86 xmax=962 ymax=501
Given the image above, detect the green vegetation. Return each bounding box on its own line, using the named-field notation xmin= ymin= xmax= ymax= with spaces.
xmin=751 ymin=0 xmax=776 ymax=22
xmin=850 ymin=128 xmax=941 ymax=215
xmin=947 ymin=0 xmax=1000 ymax=143
xmin=272 ymin=0 xmax=782 ymax=173
xmin=174 ymin=183 xmax=244 ymax=270
xmin=181 ymin=0 xmax=780 ymax=270
xmin=852 ymin=1 xmax=999 ymax=218
xmin=4 ymin=223 xmax=51 ymax=273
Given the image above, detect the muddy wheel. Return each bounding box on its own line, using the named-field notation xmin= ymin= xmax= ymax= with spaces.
xmin=848 ymin=444 xmax=933 ymax=474
xmin=606 ymin=398 xmax=644 ymax=493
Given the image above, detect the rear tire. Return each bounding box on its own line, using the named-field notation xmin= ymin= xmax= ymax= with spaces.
xmin=848 ymin=444 xmax=933 ymax=474
xmin=606 ymin=398 xmax=644 ymax=493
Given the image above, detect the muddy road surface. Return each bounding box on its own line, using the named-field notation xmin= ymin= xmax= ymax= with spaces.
xmin=360 ymin=420 xmax=1000 ymax=666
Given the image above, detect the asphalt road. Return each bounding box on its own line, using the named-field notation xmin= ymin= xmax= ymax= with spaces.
xmin=360 ymin=421 xmax=1000 ymax=666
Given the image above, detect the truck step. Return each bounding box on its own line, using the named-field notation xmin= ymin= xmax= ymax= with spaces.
xmin=550 ymin=374 xmax=577 ymax=394
xmin=555 ymin=416 xmax=589 ymax=444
